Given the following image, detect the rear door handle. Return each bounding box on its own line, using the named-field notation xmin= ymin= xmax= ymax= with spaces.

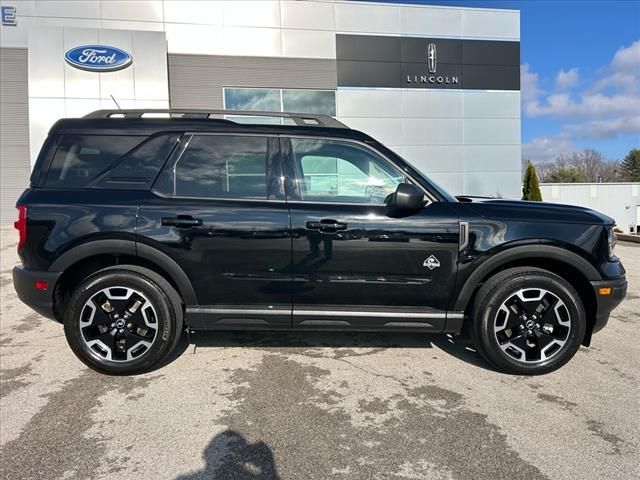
xmin=161 ymin=215 xmax=203 ymax=228
xmin=306 ymin=219 xmax=348 ymax=232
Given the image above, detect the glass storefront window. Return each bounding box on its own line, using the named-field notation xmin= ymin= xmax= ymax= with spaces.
xmin=224 ymin=88 xmax=280 ymax=112
xmin=282 ymin=89 xmax=336 ymax=116
xmin=223 ymin=87 xmax=336 ymax=117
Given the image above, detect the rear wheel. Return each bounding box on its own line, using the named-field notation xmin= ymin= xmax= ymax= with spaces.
xmin=472 ymin=267 xmax=586 ymax=375
xmin=64 ymin=266 xmax=183 ymax=375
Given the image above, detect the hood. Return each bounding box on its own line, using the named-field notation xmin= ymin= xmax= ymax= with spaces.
xmin=457 ymin=197 xmax=615 ymax=226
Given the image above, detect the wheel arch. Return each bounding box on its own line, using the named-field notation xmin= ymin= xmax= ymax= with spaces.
xmin=456 ymin=245 xmax=599 ymax=345
xmin=50 ymin=240 xmax=197 ymax=321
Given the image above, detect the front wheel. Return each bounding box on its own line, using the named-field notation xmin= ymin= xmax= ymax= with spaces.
xmin=64 ymin=266 xmax=183 ymax=375
xmin=472 ymin=267 xmax=586 ymax=375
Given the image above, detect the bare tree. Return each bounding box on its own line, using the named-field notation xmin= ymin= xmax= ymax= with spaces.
xmin=569 ymin=149 xmax=604 ymax=182
xmin=598 ymin=160 xmax=625 ymax=182
xmin=532 ymin=149 xmax=625 ymax=183
xmin=534 ymin=161 xmax=556 ymax=182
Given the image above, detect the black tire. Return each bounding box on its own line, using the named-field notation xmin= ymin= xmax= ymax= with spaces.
xmin=63 ymin=265 xmax=184 ymax=375
xmin=472 ymin=267 xmax=586 ymax=375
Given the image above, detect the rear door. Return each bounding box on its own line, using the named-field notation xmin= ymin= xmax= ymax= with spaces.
xmin=137 ymin=133 xmax=292 ymax=329
xmin=282 ymin=136 xmax=459 ymax=331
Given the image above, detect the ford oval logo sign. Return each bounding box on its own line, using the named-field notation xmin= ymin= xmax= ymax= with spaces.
xmin=64 ymin=45 xmax=132 ymax=72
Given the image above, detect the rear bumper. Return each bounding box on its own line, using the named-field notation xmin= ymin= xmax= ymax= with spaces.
xmin=590 ymin=276 xmax=627 ymax=334
xmin=12 ymin=266 xmax=61 ymax=321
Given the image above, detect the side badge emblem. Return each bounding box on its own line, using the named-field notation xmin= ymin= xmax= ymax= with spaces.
xmin=423 ymin=255 xmax=441 ymax=270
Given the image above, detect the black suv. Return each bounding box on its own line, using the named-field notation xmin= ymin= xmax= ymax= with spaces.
xmin=13 ymin=109 xmax=627 ymax=375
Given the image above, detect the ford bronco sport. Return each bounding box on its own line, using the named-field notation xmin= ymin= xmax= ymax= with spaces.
xmin=13 ymin=109 xmax=627 ymax=375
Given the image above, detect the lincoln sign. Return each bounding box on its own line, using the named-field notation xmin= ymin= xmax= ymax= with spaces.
xmin=406 ymin=75 xmax=460 ymax=86
xmin=336 ymin=35 xmax=520 ymax=90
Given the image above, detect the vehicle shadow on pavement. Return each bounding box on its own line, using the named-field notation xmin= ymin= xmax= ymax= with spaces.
xmin=175 ymin=430 xmax=281 ymax=480
xmin=158 ymin=330 xmax=496 ymax=373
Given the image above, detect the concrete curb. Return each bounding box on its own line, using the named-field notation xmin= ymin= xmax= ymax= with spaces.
xmin=618 ymin=234 xmax=640 ymax=244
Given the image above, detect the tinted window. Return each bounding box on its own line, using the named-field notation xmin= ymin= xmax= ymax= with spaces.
xmin=174 ymin=135 xmax=270 ymax=199
xmin=97 ymin=134 xmax=180 ymax=188
xmin=46 ymin=135 xmax=144 ymax=188
xmin=291 ymin=138 xmax=405 ymax=204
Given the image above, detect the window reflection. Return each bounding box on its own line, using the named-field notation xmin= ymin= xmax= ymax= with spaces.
xmin=282 ymin=90 xmax=336 ymax=116
xmin=47 ymin=135 xmax=144 ymax=188
xmin=223 ymin=88 xmax=280 ymax=111
xmin=223 ymin=87 xmax=336 ymax=116
xmin=175 ymin=135 xmax=269 ymax=199
xmin=291 ymin=139 xmax=405 ymax=204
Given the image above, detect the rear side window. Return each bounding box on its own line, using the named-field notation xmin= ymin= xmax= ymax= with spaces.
xmin=95 ymin=134 xmax=180 ymax=188
xmin=45 ymin=135 xmax=144 ymax=188
xmin=171 ymin=135 xmax=271 ymax=199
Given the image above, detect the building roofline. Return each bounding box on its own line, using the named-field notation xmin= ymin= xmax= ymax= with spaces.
xmin=332 ymin=0 xmax=520 ymax=14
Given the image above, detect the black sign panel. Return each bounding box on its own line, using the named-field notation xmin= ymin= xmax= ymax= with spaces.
xmin=336 ymin=35 xmax=520 ymax=90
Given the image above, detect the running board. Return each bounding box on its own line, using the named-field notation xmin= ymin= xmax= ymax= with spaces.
xmin=186 ymin=306 xmax=464 ymax=333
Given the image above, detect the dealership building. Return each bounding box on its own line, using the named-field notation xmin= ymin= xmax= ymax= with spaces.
xmin=0 ymin=0 xmax=521 ymax=222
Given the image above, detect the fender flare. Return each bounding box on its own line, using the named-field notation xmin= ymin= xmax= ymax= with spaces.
xmin=49 ymin=239 xmax=198 ymax=305
xmin=454 ymin=244 xmax=601 ymax=311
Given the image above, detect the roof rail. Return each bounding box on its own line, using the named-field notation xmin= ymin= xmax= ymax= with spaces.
xmin=83 ymin=109 xmax=348 ymax=129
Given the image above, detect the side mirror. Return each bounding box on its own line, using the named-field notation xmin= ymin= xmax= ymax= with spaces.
xmin=386 ymin=183 xmax=425 ymax=212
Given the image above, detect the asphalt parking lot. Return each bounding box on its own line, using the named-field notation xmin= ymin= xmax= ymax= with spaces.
xmin=0 ymin=226 xmax=638 ymax=480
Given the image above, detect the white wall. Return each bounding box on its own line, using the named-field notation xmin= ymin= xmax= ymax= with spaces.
xmin=2 ymin=1 xmax=520 ymax=55
xmin=540 ymin=183 xmax=640 ymax=234
xmin=337 ymin=89 xmax=521 ymax=198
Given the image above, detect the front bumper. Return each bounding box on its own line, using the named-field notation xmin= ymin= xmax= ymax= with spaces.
xmin=12 ymin=266 xmax=62 ymax=321
xmin=590 ymin=276 xmax=627 ymax=334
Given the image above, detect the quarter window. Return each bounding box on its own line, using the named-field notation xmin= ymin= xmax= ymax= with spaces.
xmin=290 ymin=138 xmax=405 ymax=204
xmin=46 ymin=135 xmax=145 ymax=188
xmin=173 ymin=135 xmax=271 ymax=199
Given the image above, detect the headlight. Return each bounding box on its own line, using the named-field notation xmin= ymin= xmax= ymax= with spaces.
xmin=608 ymin=227 xmax=617 ymax=258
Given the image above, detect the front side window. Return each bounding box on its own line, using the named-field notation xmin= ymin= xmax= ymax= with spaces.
xmin=290 ymin=138 xmax=405 ymax=204
xmin=173 ymin=135 xmax=271 ymax=199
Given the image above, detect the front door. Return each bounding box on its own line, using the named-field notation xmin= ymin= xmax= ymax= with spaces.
xmin=137 ymin=133 xmax=292 ymax=328
xmin=282 ymin=136 xmax=459 ymax=331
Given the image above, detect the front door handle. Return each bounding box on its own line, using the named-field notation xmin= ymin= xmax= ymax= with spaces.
xmin=161 ymin=215 xmax=203 ymax=228
xmin=306 ymin=219 xmax=348 ymax=232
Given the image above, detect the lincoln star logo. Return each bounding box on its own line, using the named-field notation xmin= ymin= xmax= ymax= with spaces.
xmin=406 ymin=42 xmax=458 ymax=86
xmin=423 ymin=255 xmax=441 ymax=270
xmin=427 ymin=43 xmax=437 ymax=73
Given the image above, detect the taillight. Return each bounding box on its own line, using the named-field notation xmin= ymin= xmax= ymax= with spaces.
xmin=14 ymin=205 xmax=26 ymax=251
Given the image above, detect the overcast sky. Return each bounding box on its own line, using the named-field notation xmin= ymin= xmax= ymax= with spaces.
xmin=370 ymin=0 xmax=640 ymax=163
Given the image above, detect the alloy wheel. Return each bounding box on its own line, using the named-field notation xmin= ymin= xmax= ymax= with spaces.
xmin=79 ymin=286 xmax=158 ymax=362
xmin=493 ymin=288 xmax=571 ymax=364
